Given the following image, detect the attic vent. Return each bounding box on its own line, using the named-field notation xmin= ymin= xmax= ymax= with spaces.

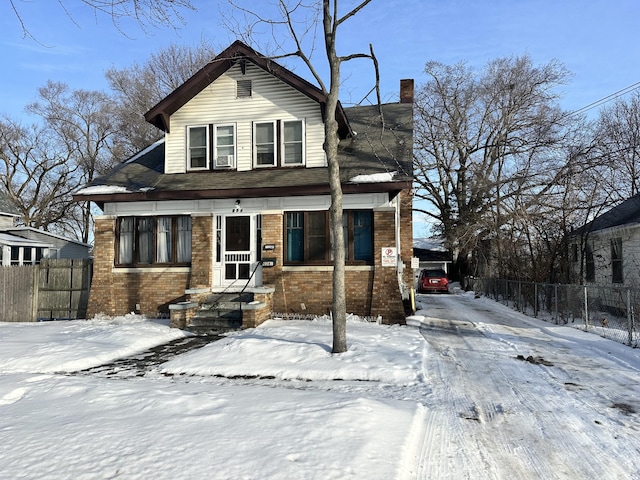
xmin=237 ymin=80 xmax=252 ymax=98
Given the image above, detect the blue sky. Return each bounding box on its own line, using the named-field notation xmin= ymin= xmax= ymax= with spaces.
xmin=1 ymin=0 xmax=638 ymax=119
xmin=1 ymin=0 xmax=639 ymax=237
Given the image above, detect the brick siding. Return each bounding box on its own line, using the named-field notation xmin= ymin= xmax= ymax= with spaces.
xmin=87 ymin=189 xmax=412 ymax=324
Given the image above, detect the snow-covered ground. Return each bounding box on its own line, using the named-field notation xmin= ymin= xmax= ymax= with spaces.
xmin=1 ymin=294 xmax=640 ymax=479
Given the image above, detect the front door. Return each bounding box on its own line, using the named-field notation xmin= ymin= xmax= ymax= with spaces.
xmin=224 ymin=216 xmax=253 ymax=285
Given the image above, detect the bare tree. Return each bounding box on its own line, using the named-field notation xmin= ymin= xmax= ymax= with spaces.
xmin=0 ymin=117 xmax=80 ymax=231
xmin=9 ymin=0 xmax=195 ymax=42
xmin=106 ymin=41 xmax=215 ymax=156
xmin=413 ymin=56 xmax=572 ymax=279
xmin=26 ymin=81 xmax=117 ymax=242
xmin=224 ymin=0 xmax=376 ymax=353
xmin=594 ymin=92 xmax=640 ymax=202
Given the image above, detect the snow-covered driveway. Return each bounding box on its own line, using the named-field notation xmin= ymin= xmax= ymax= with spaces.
xmin=407 ymin=293 xmax=640 ymax=479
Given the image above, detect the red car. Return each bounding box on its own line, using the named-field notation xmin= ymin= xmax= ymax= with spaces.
xmin=418 ymin=269 xmax=449 ymax=293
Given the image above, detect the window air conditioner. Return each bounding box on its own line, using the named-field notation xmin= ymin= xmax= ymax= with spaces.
xmin=216 ymin=155 xmax=234 ymax=167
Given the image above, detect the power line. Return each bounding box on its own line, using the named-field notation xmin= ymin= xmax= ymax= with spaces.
xmin=569 ymin=81 xmax=640 ymax=117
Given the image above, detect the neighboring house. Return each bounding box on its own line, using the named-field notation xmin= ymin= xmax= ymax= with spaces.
xmin=569 ymin=194 xmax=640 ymax=287
xmin=0 ymin=192 xmax=91 ymax=266
xmin=73 ymin=41 xmax=414 ymax=327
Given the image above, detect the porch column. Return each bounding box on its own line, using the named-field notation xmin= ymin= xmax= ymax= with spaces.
xmin=87 ymin=215 xmax=117 ymax=317
xmin=190 ymin=214 xmax=213 ymax=289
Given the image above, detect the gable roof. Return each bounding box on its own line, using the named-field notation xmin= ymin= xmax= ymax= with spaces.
xmin=144 ymin=40 xmax=352 ymax=138
xmin=73 ymin=102 xmax=413 ymax=207
xmin=573 ymin=194 xmax=640 ymax=235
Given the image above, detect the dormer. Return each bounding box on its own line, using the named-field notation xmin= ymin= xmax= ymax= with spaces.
xmin=144 ymin=41 xmax=352 ymax=175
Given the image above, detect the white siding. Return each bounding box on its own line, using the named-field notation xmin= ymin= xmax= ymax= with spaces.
xmin=165 ymin=63 xmax=325 ymax=174
xmin=574 ymin=225 xmax=640 ymax=287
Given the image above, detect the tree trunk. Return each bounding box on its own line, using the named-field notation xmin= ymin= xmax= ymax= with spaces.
xmin=325 ymin=55 xmax=347 ymax=354
xmin=323 ymin=1 xmax=347 ymax=353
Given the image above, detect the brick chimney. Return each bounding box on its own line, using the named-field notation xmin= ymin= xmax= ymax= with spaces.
xmin=400 ymin=79 xmax=414 ymax=104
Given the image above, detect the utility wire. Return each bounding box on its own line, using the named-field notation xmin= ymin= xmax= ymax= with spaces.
xmin=568 ymin=81 xmax=640 ymax=117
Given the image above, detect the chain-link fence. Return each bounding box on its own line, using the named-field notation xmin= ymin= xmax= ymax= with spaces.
xmin=472 ymin=278 xmax=640 ymax=348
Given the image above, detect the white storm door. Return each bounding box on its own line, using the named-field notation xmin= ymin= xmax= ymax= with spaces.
xmin=223 ymin=215 xmax=254 ymax=285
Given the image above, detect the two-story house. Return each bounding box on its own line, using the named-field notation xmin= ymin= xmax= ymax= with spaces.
xmin=74 ymin=41 xmax=414 ymax=328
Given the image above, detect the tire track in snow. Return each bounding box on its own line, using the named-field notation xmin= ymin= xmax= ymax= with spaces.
xmin=408 ymin=293 xmax=640 ymax=479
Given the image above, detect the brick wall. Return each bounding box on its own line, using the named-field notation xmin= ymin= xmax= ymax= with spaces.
xmin=260 ymin=196 xmax=410 ymax=324
xmin=189 ymin=215 xmax=213 ymax=289
xmin=399 ymin=189 xmax=415 ymax=291
xmin=87 ymin=216 xmax=116 ymax=317
xmin=87 ymin=189 xmax=412 ymax=323
xmin=87 ymin=216 xmax=193 ymax=318
xmin=370 ymin=208 xmax=407 ymax=323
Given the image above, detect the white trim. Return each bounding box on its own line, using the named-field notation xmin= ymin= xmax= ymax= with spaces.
xmin=282 ymin=265 xmax=374 ymax=272
xmin=253 ymin=121 xmax=277 ymax=167
xmin=113 ymin=266 xmax=192 ymax=274
xmin=186 ymin=125 xmax=209 ymax=171
xmin=213 ymin=123 xmax=236 ymax=169
xmin=281 ymin=119 xmax=306 ymax=166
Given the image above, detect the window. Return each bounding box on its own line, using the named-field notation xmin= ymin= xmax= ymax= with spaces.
xmin=570 ymin=243 xmax=578 ymax=263
xmin=214 ymin=124 xmax=236 ymax=168
xmin=611 ymin=237 xmax=623 ymax=284
xmin=254 ymin=119 xmax=305 ymax=167
xmin=282 ymin=120 xmax=304 ymax=165
xmin=284 ymin=210 xmax=373 ymax=265
xmin=187 ymin=124 xmax=236 ymax=170
xmin=7 ymin=246 xmax=45 ymax=266
xmin=188 ymin=126 xmax=208 ymax=170
xmin=255 ymin=122 xmax=276 ymax=166
xmin=585 ymin=243 xmax=595 ymax=282
xmin=117 ymin=216 xmax=192 ymax=266
xmin=286 ymin=212 xmax=304 ymax=262
xmin=348 ymin=211 xmax=373 ymax=262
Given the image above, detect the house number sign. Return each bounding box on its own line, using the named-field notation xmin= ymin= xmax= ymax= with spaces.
xmin=381 ymin=247 xmax=396 ymax=267
xmin=262 ymin=258 xmax=276 ymax=268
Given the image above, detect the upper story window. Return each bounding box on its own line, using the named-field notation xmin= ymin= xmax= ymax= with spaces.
xmin=283 ymin=120 xmax=304 ymax=165
xmin=255 ymin=121 xmax=276 ymax=166
xmin=254 ymin=119 xmax=305 ymax=168
xmin=187 ymin=124 xmax=236 ymax=171
xmin=214 ymin=124 xmax=236 ymax=168
xmin=188 ymin=125 xmax=209 ymax=170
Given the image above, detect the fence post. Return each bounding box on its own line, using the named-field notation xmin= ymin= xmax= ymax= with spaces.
xmin=583 ymin=285 xmax=589 ymax=331
xmin=554 ymin=284 xmax=558 ymax=324
xmin=31 ymin=265 xmax=40 ymax=322
xmin=534 ymin=283 xmax=538 ymax=317
xmin=627 ymin=288 xmax=633 ymax=346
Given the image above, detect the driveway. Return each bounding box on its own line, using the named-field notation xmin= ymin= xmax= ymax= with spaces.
xmin=407 ymin=292 xmax=640 ymax=479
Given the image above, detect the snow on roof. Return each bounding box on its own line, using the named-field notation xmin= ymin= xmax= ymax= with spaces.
xmin=74 ymin=185 xmax=153 ymax=196
xmin=349 ymin=171 xmax=397 ymax=183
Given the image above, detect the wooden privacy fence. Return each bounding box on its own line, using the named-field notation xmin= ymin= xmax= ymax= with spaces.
xmin=0 ymin=259 xmax=93 ymax=322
